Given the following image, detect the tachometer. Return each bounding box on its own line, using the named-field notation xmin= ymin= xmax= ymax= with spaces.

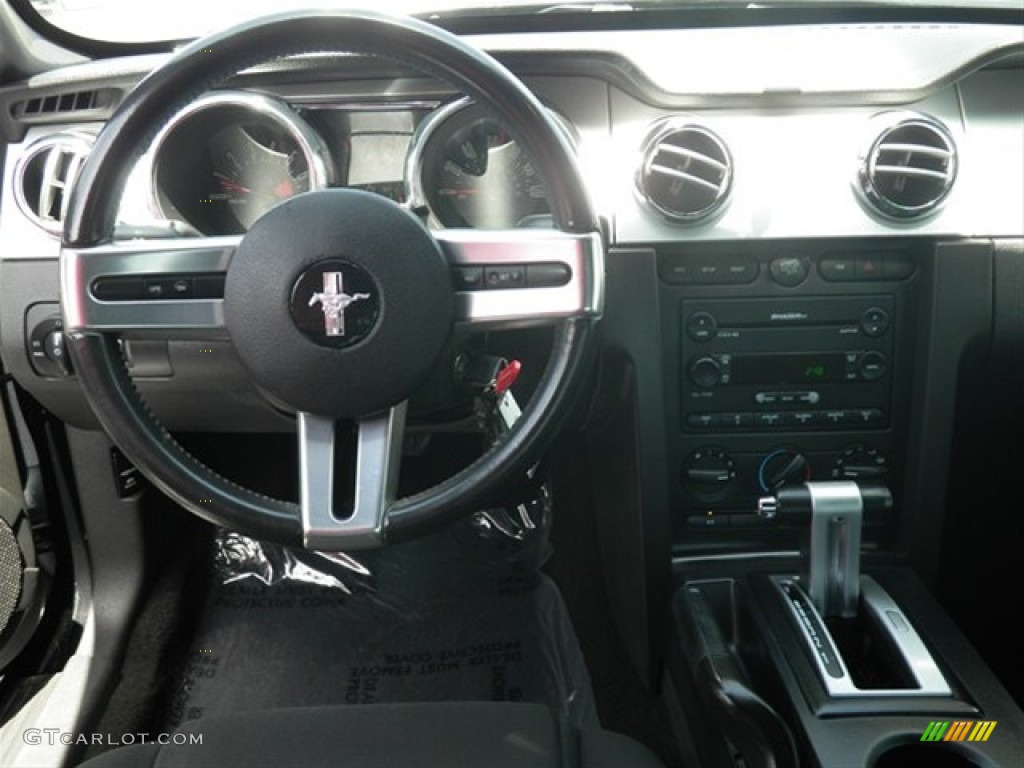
xmin=407 ymin=100 xmax=574 ymax=229
xmin=152 ymin=92 xmax=333 ymax=235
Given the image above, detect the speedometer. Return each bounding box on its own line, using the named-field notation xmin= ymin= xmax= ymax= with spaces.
xmin=152 ymin=91 xmax=333 ymax=235
xmin=407 ymin=100 xmax=575 ymax=229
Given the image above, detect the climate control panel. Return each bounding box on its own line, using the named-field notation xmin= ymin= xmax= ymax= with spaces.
xmin=680 ymin=443 xmax=891 ymax=530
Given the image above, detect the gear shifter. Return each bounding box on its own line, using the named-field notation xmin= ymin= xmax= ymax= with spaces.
xmin=758 ymin=481 xmax=892 ymax=618
xmin=757 ymin=481 xmax=950 ymax=698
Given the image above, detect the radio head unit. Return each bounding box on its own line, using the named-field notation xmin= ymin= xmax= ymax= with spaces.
xmin=681 ymin=296 xmax=894 ymax=432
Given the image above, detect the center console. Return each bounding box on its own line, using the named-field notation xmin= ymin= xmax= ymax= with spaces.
xmin=660 ymin=239 xmax=918 ymax=553
xmin=651 ymin=239 xmax=1024 ymax=767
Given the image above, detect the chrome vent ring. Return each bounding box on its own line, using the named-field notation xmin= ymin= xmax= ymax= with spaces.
xmin=636 ymin=119 xmax=732 ymax=223
xmin=13 ymin=132 xmax=94 ymax=236
xmin=857 ymin=113 xmax=957 ymax=220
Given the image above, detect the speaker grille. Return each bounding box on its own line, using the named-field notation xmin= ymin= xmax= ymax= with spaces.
xmin=0 ymin=518 xmax=23 ymax=636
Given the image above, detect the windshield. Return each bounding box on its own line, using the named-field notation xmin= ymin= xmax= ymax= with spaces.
xmin=27 ymin=0 xmax=1022 ymax=44
xmin=27 ymin=1 xmax=614 ymax=43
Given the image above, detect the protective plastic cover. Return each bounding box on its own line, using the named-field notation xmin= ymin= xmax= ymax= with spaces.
xmin=163 ymin=494 xmax=599 ymax=731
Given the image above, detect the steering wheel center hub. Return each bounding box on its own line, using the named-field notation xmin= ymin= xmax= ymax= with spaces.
xmin=224 ymin=188 xmax=454 ymax=418
xmin=289 ymin=259 xmax=380 ymax=348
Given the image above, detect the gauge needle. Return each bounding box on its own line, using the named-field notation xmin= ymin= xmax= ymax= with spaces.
xmin=273 ymin=180 xmax=294 ymax=198
xmin=215 ymin=173 xmax=251 ymax=194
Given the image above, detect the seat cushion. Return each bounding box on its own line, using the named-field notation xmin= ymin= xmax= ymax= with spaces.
xmin=76 ymin=702 xmax=665 ymax=768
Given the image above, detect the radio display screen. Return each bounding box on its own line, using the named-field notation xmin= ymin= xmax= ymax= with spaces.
xmin=731 ymin=353 xmax=846 ymax=385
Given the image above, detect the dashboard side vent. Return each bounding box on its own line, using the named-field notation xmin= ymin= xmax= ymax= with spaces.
xmin=13 ymin=133 xmax=95 ymax=236
xmin=636 ymin=119 xmax=733 ymax=223
xmin=857 ymin=113 xmax=957 ymax=219
xmin=10 ymin=88 xmax=120 ymax=123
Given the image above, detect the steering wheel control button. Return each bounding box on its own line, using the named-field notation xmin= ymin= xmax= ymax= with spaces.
xmin=92 ymin=275 xmax=206 ymax=300
xmin=289 ymin=260 xmax=380 ymax=349
xmin=526 ymin=263 xmax=572 ymax=288
xmin=860 ymin=307 xmax=891 ymax=337
xmin=452 ymin=267 xmax=484 ymax=290
xmin=686 ymin=311 xmax=718 ymax=342
xmin=484 ymin=266 xmax=525 ymax=289
xmin=92 ymin=277 xmax=146 ymax=300
xmin=225 ymin=188 xmax=454 ymax=418
xmin=194 ymin=274 xmax=227 ymax=298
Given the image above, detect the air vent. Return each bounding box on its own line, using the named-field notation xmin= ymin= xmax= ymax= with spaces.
xmin=636 ymin=119 xmax=733 ymax=223
xmin=857 ymin=113 xmax=957 ymax=219
xmin=13 ymin=133 xmax=94 ymax=236
xmin=11 ymin=88 xmax=120 ymax=123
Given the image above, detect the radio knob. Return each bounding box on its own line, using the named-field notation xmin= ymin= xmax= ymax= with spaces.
xmin=682 ymin=447 xmax=736 ymax=501
xmin=758 ymin=448 xmax=811 ymax=493
xmin=833 ymin=445 xmax=889 ymax=481
xmin=686 ymin=311 xmax=718 ymax=342
xmin=858 ymin=351 xmax=888 ymax=381
xmin=688 ymin=356 xmax=722 ymax=388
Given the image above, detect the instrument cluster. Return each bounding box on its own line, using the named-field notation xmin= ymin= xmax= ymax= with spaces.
xmin=150 ymin=92 xmax=575 ymax=236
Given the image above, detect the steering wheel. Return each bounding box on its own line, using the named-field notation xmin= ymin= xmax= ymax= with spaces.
xmin=59 ymin=10 xmax=603 ymax=550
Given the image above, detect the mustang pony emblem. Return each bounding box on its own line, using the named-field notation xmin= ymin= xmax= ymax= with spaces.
xmin=307 ymin=271 xmax=371 ymax=337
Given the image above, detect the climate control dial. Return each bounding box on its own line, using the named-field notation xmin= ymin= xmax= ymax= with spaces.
xmin=833 ymin=445 xmax=889 ymax=481
xmin=682 ymin=447 xmax=736 ymax=502
xmin=758 ymin=448 xmax=812 ymax=493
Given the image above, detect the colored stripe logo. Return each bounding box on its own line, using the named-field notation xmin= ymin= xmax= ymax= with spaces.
xmin=921 ymin=721 xmax=997 ymax=742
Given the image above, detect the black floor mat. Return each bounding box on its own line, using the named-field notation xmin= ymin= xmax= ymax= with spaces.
xmin=160 ymin=528 xmax=598 ymax=732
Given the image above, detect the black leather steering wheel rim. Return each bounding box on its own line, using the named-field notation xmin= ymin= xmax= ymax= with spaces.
xmin=61 ymin=10 xmax=601 ymax=548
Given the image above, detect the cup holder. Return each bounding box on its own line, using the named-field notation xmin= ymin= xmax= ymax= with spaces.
xmin=872 ymin=742 xmax=989 ymax=768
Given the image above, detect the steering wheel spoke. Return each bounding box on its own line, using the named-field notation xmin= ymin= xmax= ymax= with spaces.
xmin=299 ymin=404 xmax=407 ymax=550
xmin=438 ymin=229 xmax=603 ymax=329
xmin=61 ymin=236 xmax=238 ymax=336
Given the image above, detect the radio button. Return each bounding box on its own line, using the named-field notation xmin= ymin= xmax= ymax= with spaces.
xmin=851 ymin=408 xmax=885 ymax=426
xmin=819 ymin=257 xmax=856 ymax=281
xmin=661 ymin=255 xmax=758 ymax=285
xmin=755 ymin=412 xmax=784 ymax=428
xmin=719 ymin=412 xmax=754 ymax=429
xmin=856 ymin=254 xmax=885 ymax=280
xmin=688 ymin=356 xmax=722 ymax=388
xmin=770 ymin=257 xmax=809 ymax=287
xmin=722 ymin=258 xmax=759 ymax=283
xmin=823 ymin=410 xmax=850 ymax=425
xmin=858 ymin=351 xmax=888 ymax=381
xmin=861 ymin=307 xmax=890 ymax=338
xmin=787 ymin=411 xmax=820 ymax=427
xmin=686 ymin=413 xmax=719 ymax=429
xmin=884 ymin=255 xmax=916 ymax=279
xmin=686 ymin=311 xmax=718 ymax=342
xmin=687 ymin=513 xmax=730 ymax=529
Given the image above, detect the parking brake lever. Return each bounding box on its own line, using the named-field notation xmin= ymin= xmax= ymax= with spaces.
xmin=757 ymin=482 xmax=892 ymax=619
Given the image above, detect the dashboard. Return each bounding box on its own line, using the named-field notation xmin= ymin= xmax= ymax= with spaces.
xmin=0 ymin=16 xmax=1022 ymax=559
